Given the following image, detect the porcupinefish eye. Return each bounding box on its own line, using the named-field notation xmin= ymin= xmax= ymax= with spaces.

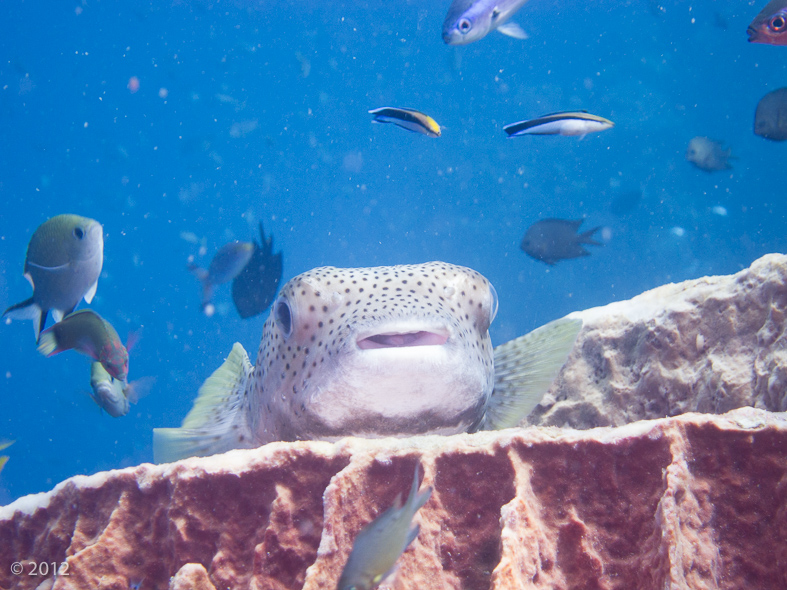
xmin=489 ymin=283 xmax=499 ymax=324
xmin=771 ymin=14 xmax=786 ymax=31
xmin=459 ymin=18 xmax=472 ymax=33
xmin=73 ymin=227 xmax=85 ymax=240
xmin=274 ymin=297 xmax=293 ymax=338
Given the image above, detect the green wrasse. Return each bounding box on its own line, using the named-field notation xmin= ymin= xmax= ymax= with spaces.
xmin=38 ymin=310 xmax=128 ymax=381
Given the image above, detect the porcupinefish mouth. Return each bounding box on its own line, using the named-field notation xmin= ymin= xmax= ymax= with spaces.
xmin=356 ymin=329 xmax=450 ymax=349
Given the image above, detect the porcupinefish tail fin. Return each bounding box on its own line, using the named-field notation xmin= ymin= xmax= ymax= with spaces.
xmin=480 ymin=317 xmax=582 ymax=431
xmin=3 ymin=297 xmax=46 ymax=342
xmin=153 ymin=342 xmax=255 ymax=463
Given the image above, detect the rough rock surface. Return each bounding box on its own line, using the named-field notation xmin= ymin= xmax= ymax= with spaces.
xmin=2 ymin=407 xmax=787 ymax=590
xmin=533 ymin=253 xmax=787 ymax=428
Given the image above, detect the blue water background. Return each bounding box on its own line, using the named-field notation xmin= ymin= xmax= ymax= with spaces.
xmin=0 ymin=0 xmax=784 ymax=504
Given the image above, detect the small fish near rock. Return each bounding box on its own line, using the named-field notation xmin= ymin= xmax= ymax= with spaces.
xmin=3 ymin=214 xmax=104 ymax=341
xmin=685 ymin=136 xmax=734 ymax=172
xmin=368 ymin=107 xmax=441 ymax=138
xmin=504 ymin=111 xmax=614 ymax=138
xmin=231 ymin=222 xmax=283 ymax=319
xmin=748 ymin=0 xmax=787 ymax=45
xmin=153 ymin=262 xmax=582 ymax=463
xmin=89 ymin=362 xmax=154 ymax=418
xmin=754 ymin=87 xmax=787 ymax=141
xmin=337 ymin=464 xmax=432 ymax=590
xmin=442 ymin=0 xmax=530 ymax=45
xmin=521 ymin=218 xmax=602 ymax=266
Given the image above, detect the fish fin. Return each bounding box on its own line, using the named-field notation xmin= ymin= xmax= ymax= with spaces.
xmin=84 ymin=279 xmax=99 ymax=304
xmin=497 ymin=22 xmax=528 ymax=40
xmin=153 ymin=343 xmax=255 ymax=463
xmin=51 ymin=309 xmax=65 ymax=324
xmin=0 ymin=456 xmax=8 ymax=474
xmin=36 ymin=331 xmax=62 ymax=357
xmin=126 ymin=376 xmax=156 ymax=404
xmin=2 ymin=298 xmax=46 ymax=341
xmin=0 ymin=440 xmax=14 ymax=453
xmin=578 ymin=226 xmax=603 ymax=246
xmin=481 ymin=317 xmax=582 ymax=430
xmin=405 ymin=523 xmax=421 ymax=548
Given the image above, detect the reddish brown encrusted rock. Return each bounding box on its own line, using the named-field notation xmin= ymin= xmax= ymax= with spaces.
xmin=1 ymin=408 xmax=786 ymax=590
xmin=534 ymin=253 xmax=787 ymax=428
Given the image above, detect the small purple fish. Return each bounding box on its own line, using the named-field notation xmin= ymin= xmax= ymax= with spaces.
xmin=748 ymin=0 xmax=787 ymax=45
xmin=37 ymin=309 xmax=128 ymax=381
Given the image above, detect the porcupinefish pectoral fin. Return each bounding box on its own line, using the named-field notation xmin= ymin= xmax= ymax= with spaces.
xmin=479 ymin=317 xmax=582 ymax=431
xmin=153 ymin=342 xmax=255 ymax=463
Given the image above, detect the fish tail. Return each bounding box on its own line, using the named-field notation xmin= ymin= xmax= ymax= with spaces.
xmin=153 ymin=343 xmax=255 ymax=463
xmin=579 ymin=226 xmax=603 ymax=246
xmin=480 ymin=317 xmax=582 ymax=431
xmin=36 ymin=330 xmax=63 ymax=357
xmin=3 ymin=297 xmax=46 ymax=341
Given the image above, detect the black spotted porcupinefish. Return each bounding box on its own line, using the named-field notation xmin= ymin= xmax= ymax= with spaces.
xmin=153 ymin=261 xmax=581 ymax=463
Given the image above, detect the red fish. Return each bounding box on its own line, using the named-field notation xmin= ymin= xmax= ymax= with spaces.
xmin=37 ymin=309 xmax=129 ymax=381
xmin=748 ymin=0 xmax=787 ymax=45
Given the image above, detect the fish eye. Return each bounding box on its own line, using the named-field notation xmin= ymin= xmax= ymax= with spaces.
xmin=458 ymin=18 xmax=472 ymax=33
xmin=274 ymin=298 xmax=293 ymax=338
xmin=73 ymin=227 xmax=85 ymax=240
xmin=488 ymin=283 xmax=499 ymax=324
xmin=770 ymin=15 xmax=786 ymax=31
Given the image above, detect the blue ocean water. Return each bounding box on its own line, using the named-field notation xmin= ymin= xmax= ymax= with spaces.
xmin=0 ymin=0 xmax=784 ymax=505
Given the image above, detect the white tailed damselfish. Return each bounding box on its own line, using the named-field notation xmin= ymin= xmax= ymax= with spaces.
xmin=3 ymin=214 xmax=103 ymax=341
xmin=154 ymin=262 xmax=581 ymax=463
xmin=368 ymin=107 xmax=441 ymax=138
xmin=504 ymin=111 xmax=614 ymax=138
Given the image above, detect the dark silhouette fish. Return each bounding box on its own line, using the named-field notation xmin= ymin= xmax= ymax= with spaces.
xmin=521 ymin=219 xmax=602 ymax=265
xmin=755 ymin=87 xmax=787 ymax=141
xmin=748 ymin=0 xmax=787 ymax=45
xmin=231 ymin=222 xmax=283 ymax=319
xmin=189 ymin=241 xmax=255 ymax=311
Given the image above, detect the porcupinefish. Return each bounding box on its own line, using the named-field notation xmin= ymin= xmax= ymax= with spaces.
xmin=153 ymin=261 xmax=581 ymax=463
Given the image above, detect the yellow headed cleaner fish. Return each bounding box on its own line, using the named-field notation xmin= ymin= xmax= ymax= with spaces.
xmin=154 ymin=262 xmax=581 ymax=462
xmin=0 ymin=440 xmax=13 ymax=475
xmin=3 ymin=214 xmax=103 ymax=341
xmin=337 ymin=463 xmax=432 ymax=590
xmin=38 ymin=309 xmax=129 ymax=381
xmin=368 ymin=107 xmax=441 ymax=138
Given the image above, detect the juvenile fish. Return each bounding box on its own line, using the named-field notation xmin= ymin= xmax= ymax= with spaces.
xmin=685 ymin=136 xmax=734 ymax=172
xmin=89 ymin=362 xmax=154 ymax=418
xmin=189 ymin=241 xmax=255 ymax=312
xmin=337 ymin=464 xmax=432 ymax=590
xmin=369 ymin=107 xmax=441 ymax=138
xmin=504 ymin=111 xmax=614 ymax=138
xmin=3 ymin=214 xmax=103 ymax=341
xmin=443 ymin=0 xmax=530 ymax=45
xmin=755 ymin=87 xmax=787 ymax=141
xmin=748 ymin=0 xmax=787 ymax=45
xmin=231 ymin=223 xmax=283 ymax=319
xmin=154 ymin=262 xmax=581 ymax=463
xmin=521 ymin=219 xmax=602 ymax=265
xmin=38 ymin=309 xmax=129 ymax=381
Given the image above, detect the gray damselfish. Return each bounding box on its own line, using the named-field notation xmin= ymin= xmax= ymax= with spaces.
xmin=3 ymin=214 xmax=104 ymax=341
xmin=153 ymin=262 xmax=582 ymax=463
xmin=337 ymin=463 xmax=432 ymax=590
xmin=442 ymin=0 xmax=530 ymax=45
